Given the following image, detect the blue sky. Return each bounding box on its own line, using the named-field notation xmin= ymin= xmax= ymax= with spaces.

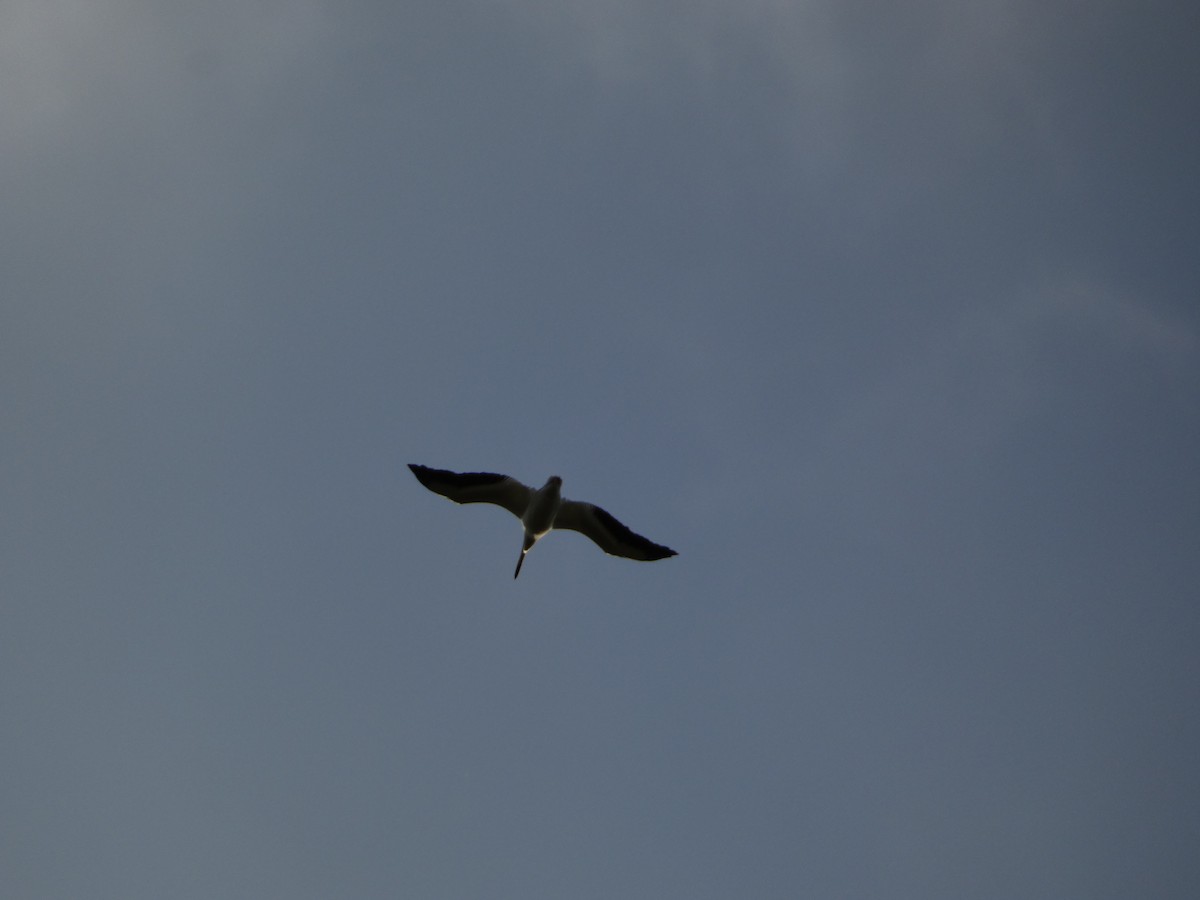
xmin=3 ymin=1 xmax=1198 ymax=897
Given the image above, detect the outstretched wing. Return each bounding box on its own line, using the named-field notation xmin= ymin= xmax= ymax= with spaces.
xmin=408 ymin=464 xmax=531 ymax=519
xmin=554 ymin=499 xmax=677 ymax=561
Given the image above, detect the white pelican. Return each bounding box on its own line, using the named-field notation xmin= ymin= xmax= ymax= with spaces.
xmin=408 ymin=464 xmax=678 ymax=578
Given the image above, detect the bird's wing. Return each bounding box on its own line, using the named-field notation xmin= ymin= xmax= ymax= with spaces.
xmin=553 ymin=499 xmax=677 ymax=561
xmin=408 ymin=464 xmax=531 ymax=518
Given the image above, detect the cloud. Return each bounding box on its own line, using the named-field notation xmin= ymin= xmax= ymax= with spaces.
xmin=838 ymin=273 xmax=1193 ymax=442
xmin=798 ymin=273 xmax=1196 ymax=546
xmin=0 ymin=1 xmax=335 ymax=366
xmin=0 ymin=0 xmax=106 ymax=139
xmin=0 ymin=0 xmax=327 ymax=151
xmin=1044 ymin=276 xmax=1197 ymax=361
xmin=488 ymin=0 xmax=1082 ymax=217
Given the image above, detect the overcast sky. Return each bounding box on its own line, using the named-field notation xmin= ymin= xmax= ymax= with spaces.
xmin=3 ymin=1 xmax=1198 ymax=897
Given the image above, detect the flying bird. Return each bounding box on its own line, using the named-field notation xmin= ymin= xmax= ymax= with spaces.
xmin=408 ymin=464 xmax=678 ymax=578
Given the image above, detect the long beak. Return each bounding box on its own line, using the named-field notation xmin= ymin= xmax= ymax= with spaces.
xmin=515 ymin=531 xmax=538 ymax=579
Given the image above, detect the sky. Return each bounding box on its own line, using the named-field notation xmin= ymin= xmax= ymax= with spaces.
xmin=2 ymin=1 xmax=1198 ymax=897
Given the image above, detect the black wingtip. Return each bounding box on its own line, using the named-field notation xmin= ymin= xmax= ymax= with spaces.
xmin=590 ymin=505 xmax=677 ymax=561
xmin=409 ymin=464 xmax=513 ymax=492
xmin=408 ymin=463 xmax=436 ymax=490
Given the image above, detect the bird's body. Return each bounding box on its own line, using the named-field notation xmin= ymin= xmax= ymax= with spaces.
xmin=407 ymin=464 xmax=677 ymax=578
